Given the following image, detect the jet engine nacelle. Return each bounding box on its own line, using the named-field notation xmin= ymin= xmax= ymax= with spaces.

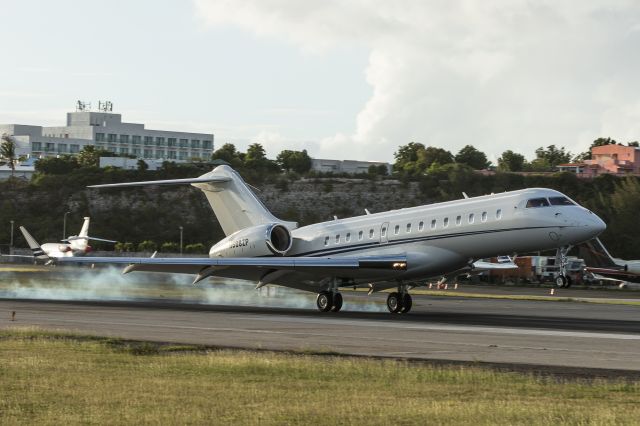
xmin=209 ymin=223 xmax=293 ymax=257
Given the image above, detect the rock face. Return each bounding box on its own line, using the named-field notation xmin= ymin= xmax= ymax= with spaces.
xmin=2 ymin=177 xmax=429 ymax=249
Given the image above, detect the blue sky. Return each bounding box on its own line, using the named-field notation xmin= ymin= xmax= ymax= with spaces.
xmin=2 ymin=1 xmax=640 ymax=163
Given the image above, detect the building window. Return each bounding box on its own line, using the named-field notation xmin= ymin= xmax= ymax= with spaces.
xmin=132 ymin=148 xmax=141 ymax=156
xmin=443 ymin=217 xmax=449 ymax=227
xmin=108 ymin=134 xmax=117 ymax=142
xmin=179 ymin=138 xmax=188 ymax=148
xmin=144 ymin=136 xmax=153 ymax=146
xmin=419 ymin=221 xmax=424 ymax=231
xmin=119 ymin=148 xmax=129 ymax=154
xmin=358 ymin=230 xmax=364 ymax=240
xmin=168 ymin=151 xmax=177 ymax=159
xmin=431 ymin=219 xmax=436 ymax=229
xmin=155 ymin=150 xmax=165 ymax=159
xmin=120 ymin=135 xmax=129 ymax=143
xmin=346 ymin=232 xmax=351 ymax=242
xmin=369 ymin=229 xmax=374 ymax=239
xmin=108 ymin=146 xmax=117 ymax=153
xmin=469 ymin=213 xmax=475 ymax=224
xmin=132 ymin=135 xmax=141 ymax=145
xmin=178 ymin=151 xmax=188 ymax=160
xmin=394 ymin=225 xmax=400 ymax=235
xmin=32 ymin=142 xmax=42 ymax=151
xmin=156 ymin=137 xmax=165 ymax=147
xmin=143 ymin=149 xmax=153 ymax=158
xmin=69 ymin=144 xmax=79 ymax=153
xmin=481 ymin=211 xmax=488 ymax=222
xmin=168 ymin=138 xmax=177 ymax=147
xmin=203 ymin=140 xmax=213 ymax=150
xmin=191 ymin=139 xmax=200 ymax=148
xmin=95 ymin=133 xmax=105 ymax=142
xmin=57 ymin=144 xmax=67 ymax=153
xmin=324 ymin=236 xmax=329 ymax=246
xmin=456 ymin=215 xmax=461 ymax=226
xmin=496 ymin=209 xmax=502 ymax=219
xmin=406 ymin=223 xmax=411 ymax=233
xmin=45 ymin=143 xmax=55 ymax=152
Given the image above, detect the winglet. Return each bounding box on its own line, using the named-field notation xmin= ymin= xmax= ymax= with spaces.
xmin=18 ymin=226 xmax=47 ymax=259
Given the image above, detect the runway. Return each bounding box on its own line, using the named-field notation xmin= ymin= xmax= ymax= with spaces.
xmin=2 ymin=293 xmax=640 ymax=375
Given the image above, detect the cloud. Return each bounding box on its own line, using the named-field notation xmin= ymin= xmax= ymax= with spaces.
xmin=195 ymin=0 xmax=640 ymax=161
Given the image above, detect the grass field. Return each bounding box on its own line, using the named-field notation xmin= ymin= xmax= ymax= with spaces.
xmin=1 ymin=328 xmax=639 ymax=425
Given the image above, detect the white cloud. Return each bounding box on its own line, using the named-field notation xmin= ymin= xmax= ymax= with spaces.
xmin=195 ymin=0 xmax=640 ymax=161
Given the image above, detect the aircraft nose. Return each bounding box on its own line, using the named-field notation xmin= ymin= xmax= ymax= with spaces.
xmin=586 ymin=211 xmax=606 ymax=236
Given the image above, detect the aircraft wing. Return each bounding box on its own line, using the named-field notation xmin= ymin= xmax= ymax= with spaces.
xmin=55 ymin=255 xmax=408 ymax=280
xmin=471 ymin=260 xmax=519 ymax=271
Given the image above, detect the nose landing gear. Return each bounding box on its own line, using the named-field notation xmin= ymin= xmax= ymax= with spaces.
xmin=554 ymin=246 xmax=573 ymax=288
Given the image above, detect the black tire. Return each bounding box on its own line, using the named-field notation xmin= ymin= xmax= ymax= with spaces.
xmin=400 ymin=293 xmax=412 ymax=313
xmin=565 ymin=276 xmax=572 ymax=288
xmin=331 ymin=293 xmax=343 ymax=312
xmin=386 ymin=292 xmax=402 ymax=313
xmin=555 ymin=275 xmax=567 ymax=288
xmin=316 ymin=292 xmax=333 ymax=312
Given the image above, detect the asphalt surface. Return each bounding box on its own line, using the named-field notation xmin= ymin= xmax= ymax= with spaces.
xmin=2 ymin=292 xmax=640 ymax=376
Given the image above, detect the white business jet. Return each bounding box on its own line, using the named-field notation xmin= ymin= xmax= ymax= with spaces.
xmin=57 ymin=165 xmax=605 ymax=313
xmin=15 ymin=217 xmax=116 ymax=264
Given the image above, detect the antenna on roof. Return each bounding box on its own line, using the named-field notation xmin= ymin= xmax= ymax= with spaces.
xmin=98 ymin=100 xmax=113 ymax=112
xmin=76 ymin=100 xmax=91 ymax=112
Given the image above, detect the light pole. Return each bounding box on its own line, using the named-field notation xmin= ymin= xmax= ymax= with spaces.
xmin=179 ymin=226 xmax=183 ymax=254
xmin=63 ymin=211 xmax=70 ymax=239
xmin=9 ymin=220 xmax=14 ymax=255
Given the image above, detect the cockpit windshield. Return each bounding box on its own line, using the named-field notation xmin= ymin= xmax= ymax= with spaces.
xmin=548 ymin=196 xmax=575 ymax=206
xmin=525 ymin=198 xmax=550 ymax=208
xmin=526 ymin=196 xmax=575 ymax=208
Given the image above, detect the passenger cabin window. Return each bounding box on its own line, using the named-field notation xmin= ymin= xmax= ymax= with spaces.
xmin=381 ymin=227 xmax=387 ymax=237
xmin=324 ymin=236 xmax=329 ymax=246
xmin=443 ymin=217 xmax=449 ymax=227
xmin=496 ymin=209 xmax=503 ymax=219
xmin=335 ymin=235 xmax=340 ymax=244
xmin=406 ymin=223 xmax=411 ymax=233
xmin=456 ymin=215 xmax=461 ymax=226
xmin=394 ymin=225 xmax=400 ymax=235
xmin=431 ymin=219 xmax=436 ymax=229
xmin=549 ymin=197 xmax=575 ymax=206
xmin=369 ymin=229 xmax=374 ymax=239
xmin=358 ymin=231 xmax=364 ymax=240
xmin=481 ymin=212 xmax=488 ymax=222
xmin=419 ymin=221 xmax=424 ymax=231
xmin=469 ymin=213 xmax=475 ymax=224
xmin=526 ymin=198 xmax=550 ymax=208
xmin=346 ymin=232 xmax=351 ymax=242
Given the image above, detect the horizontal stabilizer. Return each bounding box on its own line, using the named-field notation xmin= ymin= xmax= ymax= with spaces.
xmin=88 ymin=176 xmax=231 ymax=189
xmin=64 ymin=236 xmax=118 ymax=243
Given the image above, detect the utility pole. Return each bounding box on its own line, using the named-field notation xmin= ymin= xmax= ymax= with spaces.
xmin=179 ymin=226 xmax=184 ymax=254
xmin=63 ymin=211 xmax=70 ymax=239
xmin=9 ymin=220 xmax=14 ymax=255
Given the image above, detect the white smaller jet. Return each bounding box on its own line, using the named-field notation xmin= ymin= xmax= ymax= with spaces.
xmin=7 ymin=217 xmax=116 ymax=264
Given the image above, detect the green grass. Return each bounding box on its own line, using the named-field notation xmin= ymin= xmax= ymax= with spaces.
xmin=1 ymin=328 xmax=640 ymax=425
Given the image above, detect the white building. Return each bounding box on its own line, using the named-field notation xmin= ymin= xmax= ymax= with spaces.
xmin=0 ymin=106 xmax=214 ymax=162
xmin=311 ymin=158 xmax=392 ymax=175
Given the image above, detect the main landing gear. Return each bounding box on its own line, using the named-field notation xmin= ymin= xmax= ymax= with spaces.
xmin=386 ymin=284 xmax=412 ymax=314
xmin=316 ymin=291 xmax=343 ymax=312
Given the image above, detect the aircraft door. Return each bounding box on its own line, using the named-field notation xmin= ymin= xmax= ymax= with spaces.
xmin=380 ymin=222 xmax=389 ymax=244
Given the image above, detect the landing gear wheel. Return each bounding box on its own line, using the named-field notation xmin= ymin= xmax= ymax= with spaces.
xmin=331 ymin=293 xmax=343 ymax=312
xmin=316 ymin=292 xmax=333 ymax=312
xmin=386 ymin=292 xmax=402 ymax=313
xmin=565 ymin=276 xmax=572 ymax=288
xmin=400 ymin=293 xmax=413 ymax=313
xmin=555 ymin=275 xmax=567 ymax=288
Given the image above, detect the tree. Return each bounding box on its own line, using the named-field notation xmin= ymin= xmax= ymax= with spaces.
xmin=76 ymin=145 xmax=112 ymax=168
xmin=420 ymin=147 xmax=454 ymax=168
xmin=0 ymin=135 xmax=16 ymax=178
xmin=276 ymin=149 xmax=312 ymax=174
xmin=136 ymin=159 xmax=148 ymax=171
xmin=454 ymin=145 xmax=490 ymax=169
xmin=160 ymin=242 xmax=179 ymax=252
xmin=628 ymin=141 xmax=639 ymax=147
xmin=532 ymin=145 xmax=572 ymax=170
xmin=244 ymin=143 xmax=278 ymax=173
xmin=497 ymin=150 xmax=526 ymax=172
xmin=137 ymin=240 xmax=157 ymax=252
xmin=35 ymin=155 xmax=80 ymax=175
xmin=575 ymin=137 xmax=617 ymax=161
xmin=211 ymin=143 xmax=242 ymax=167
xmin=393 ymin=142 xmax=425 ymax=175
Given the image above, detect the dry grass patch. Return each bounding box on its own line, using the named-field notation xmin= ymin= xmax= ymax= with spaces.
xmin=1 ymin=328 xmax=639 ymax=425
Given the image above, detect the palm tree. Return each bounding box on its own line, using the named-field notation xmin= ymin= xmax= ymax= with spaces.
xmin=0 ymin=134 xmax=17 ymax=178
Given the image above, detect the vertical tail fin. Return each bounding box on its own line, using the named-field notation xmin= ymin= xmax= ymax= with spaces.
xmin=19 ymin=226 xmax=47 ymax=259
xmin=191 ymin=166 xmax=297 ymax=235
xmin=78 ymin=217 xmax=90 ymax=238
xmin=577 ymin=238 xmax=619 ymax=268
